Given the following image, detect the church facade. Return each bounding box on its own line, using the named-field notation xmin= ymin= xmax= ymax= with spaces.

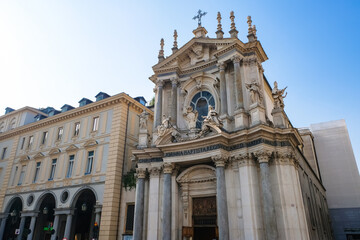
xmin=132 ymin=12 xmax=333 ymax=240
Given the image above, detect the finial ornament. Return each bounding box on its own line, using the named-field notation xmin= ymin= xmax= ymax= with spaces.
xmin=247 ymin=16 xmax=258 ymax=41
xmin=217 ymin=12 xmax=222 ymax=31
xmin=193 ymin=9 xmax=207 ymax=26
xmin=172 ymin=30 xmax=178 ymax=53
xmin=230 ymin=11 xmax=236 ymax=30
xmin=158 ymin=38 xmax=165 ymax=62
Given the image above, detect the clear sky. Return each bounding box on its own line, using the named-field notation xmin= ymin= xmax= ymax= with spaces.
xmin=0 ymin=1 xmax=359 ymax=168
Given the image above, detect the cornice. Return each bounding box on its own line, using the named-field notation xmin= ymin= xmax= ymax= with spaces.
xmin=0 ymin=93 xmax=153 ymax=140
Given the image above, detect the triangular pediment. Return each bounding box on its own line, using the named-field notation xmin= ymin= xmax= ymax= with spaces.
xmin=65 ymin=144 xmax=79 ymax=152
xmin=48 ymin=148 xmax=61 ymax=156
xmin=83 ymin=140 xmax=98 ymax=148
xmin=151 ymin=37 xmax=267 ymax=78
xmin=33 ymin=152 xmax=45 ymax=159
xmin=19 ymin=155 xmax=30 ymax=161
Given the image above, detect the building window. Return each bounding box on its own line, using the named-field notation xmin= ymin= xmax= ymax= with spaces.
xmin=85 ymin=151 xmax=94 ymax=175
xmin=74 ymin=122 xmax=80 ymax=136
xmin=1 ymin=147 xmax=7 ymax=160
xmin=33 ymin=162 xmax=41 ymax=183
xmin=12 ymin=166 xmax=18 ymax=186
xmin=92 ymin=117 xmax=99 ymax=132
xmin=57 ymin=127 xmax=63 ymax=140
xmin=49 ymin=159 xmax=57 ymax=180
xmin=66 ymin=155 xmax=75 ymax=178
xmin=28 ymin=136 xmax=34 ymax=149
xmin=18 ymin=165 xmax=26 ymax=185
xmin=190 ymin=91 xmax=215 ymax=128
xmin=124 ymin=203 xmax=135 ymax=234
xmin=20 ymin=137 xmax=25 ymax=150
xmin=41 ymin=131 xmax=48 ymax=145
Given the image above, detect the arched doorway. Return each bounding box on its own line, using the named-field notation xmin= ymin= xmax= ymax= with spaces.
xmin=71 ymin=188 xmax=96 ymax=240
xmin=33 ymin=193 xmax=56 ymax=240
xmin=3 ymin=197 xmax=23 ymax=240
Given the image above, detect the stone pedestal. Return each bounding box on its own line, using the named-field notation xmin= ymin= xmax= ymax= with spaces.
xmin=192 ymin=26 xmax=208 ymax=38
xmin=220 ymin=115 xmax=233 ymax=131
xmin=138 ymin=129 xmax=149 ymax=148
xmin=271 ymin=108 xmax=287 ymax=128
xmin=249 ymin=103 xmax=266 ymax=127
xmin=234 ymin=109 xmax=248 ymax=129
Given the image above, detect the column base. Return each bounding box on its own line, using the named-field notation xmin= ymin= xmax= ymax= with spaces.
xmin=271 ymin=108 xmax=288 ymax=128
xmin=249 ymin=104 xmax=266 ymax=127
xmin=234 ymin=109 xmax=249 ymax=130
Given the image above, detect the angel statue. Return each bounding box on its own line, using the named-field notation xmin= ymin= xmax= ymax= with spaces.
xmin=202 ymin=105 xmax=222 ymax=127
xmin=272 ymin=81 xmax=287 ymax=109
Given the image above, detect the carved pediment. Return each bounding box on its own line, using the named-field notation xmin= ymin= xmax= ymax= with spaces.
xmin=65 ymin=144 xmax=79 ymax=152
xmin=19 ymin=155 xmax=30 ymax=162
xmin=83 ymin=140 xmax=98 ymax=148
xmin=33 ymin=152 xmax=45 ymax=159
xmin=176 ymin=165 xmax=216 ymax=184
xmin=48 ymin=148 xmax=61 ymax=156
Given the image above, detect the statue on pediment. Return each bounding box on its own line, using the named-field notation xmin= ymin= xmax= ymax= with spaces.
xmin=272 ymin=81 xmax=287 ymax=109
xmin=202 ymin=105 xmax=222 ymax=128
xmin=246 ymin=80 xmax=263 ymax=106
xmin=183 ymin=106 xmax=198 ymax=130
xmin=158 ymin=115 xmax=172 ymax=137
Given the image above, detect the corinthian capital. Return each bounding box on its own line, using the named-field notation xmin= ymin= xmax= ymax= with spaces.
xmin=156 ymin=79 xmax=164 ymax=87
xmin=212 ymin=155 xmax=229 ymax=167
xmin=149 ymin=167 xmax=161 ymax=177
xmin=136 ymin=168 xmax=147 ymax=179
xmin=254 ymin=150 xmax=272 ymax=164
xmin=217 ymin=62 xmax=226 ymax=71
xmin=231 ymin=55 xmax=241 ymax=64
xmin=163 ymin=162 xmax=174 ymax=174
xmin=171 ymin=77 xmax=179 ymax=86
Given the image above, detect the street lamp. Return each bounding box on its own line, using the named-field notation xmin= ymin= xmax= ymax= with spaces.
xmin=43 ymin=207 xmax=48 ymax=215
xmin=81 ymin=203 xmax=87 ymax=212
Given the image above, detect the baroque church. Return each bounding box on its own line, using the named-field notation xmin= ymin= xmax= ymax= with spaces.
xmin=132 ymin=11 xmax=333 ymax=240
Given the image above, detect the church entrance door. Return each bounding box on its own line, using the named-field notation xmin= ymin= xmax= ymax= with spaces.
xmin=192 ymin=197 xmax=218 ymax=240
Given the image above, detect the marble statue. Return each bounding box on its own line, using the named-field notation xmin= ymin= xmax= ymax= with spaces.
xmin=139 ymin=110 xmax=148 ymax=130
xmin=272 ymin=81 xmax=287 ymax=109
xmin=158 ymin=115 xmax=172 ymax=137
xmin=183 ymin=106 xmax=198 ymax=130
xmin=246 ymin=80 xmax=263 ymax=105
xmin=202 ymin=106 xmax=222 ymax=128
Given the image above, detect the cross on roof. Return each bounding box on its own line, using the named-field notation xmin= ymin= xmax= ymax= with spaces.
xmin=193 ymin=9 xmax=207 ymax=26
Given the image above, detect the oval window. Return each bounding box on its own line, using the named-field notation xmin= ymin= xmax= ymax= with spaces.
xmin=190 ymin=91 xmax=215 ymax=128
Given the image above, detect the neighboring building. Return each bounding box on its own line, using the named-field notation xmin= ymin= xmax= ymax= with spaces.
xmin=132 ymin=12 xmax=333 ymax=240
xmin=301 ymin=120 xmax=360 ymax=240
xmin=0 ymin=92 xmax=153 ymax=240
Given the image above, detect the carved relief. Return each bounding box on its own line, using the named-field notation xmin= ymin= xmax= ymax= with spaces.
xmin=183 ymin=106 xmax=198 ymax=130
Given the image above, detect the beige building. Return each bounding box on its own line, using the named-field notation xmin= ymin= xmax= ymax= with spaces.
xmin=0 ymin=92 xmax=153 ymax=240
xmin=131 ymin=12 xmax=333 ymax=240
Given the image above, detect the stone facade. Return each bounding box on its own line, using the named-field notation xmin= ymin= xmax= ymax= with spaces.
xmin=131 ymin=12 xmax=333 ymax=240
xmin=0 ymin=93 xmax=152 ymax=240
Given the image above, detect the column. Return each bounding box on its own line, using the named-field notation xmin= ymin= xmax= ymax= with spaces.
xmin=162 ymin=163 xmax=173 ymax=240
xmin=94 ymin=205 xmax=102 ymax=224
xmin=256 ymin=151 xmax=278 ymax=240
xmin=218 ymin=62 xmax=228 ymax=116
xmin=63 ymin=212 xmax=74 ymax=240
xmin=233 ymin=55 xmax=243 ymax=109
xmin=17 ymin=215 xmax=26 ymax=240
xmin=51 ymin=214 xmax=60 ymax=240
xmin=147 ymin=167 xmax=161 ymax=240
xmin=212 ymin=155 xmax=230 ymax=240
xmin=171 ymin=78 xmax=178 ymax=125
xmin=0 ymin=214 xmax=7 ymax=240
xmin=27 ymin=215 xmax=37 ymax=240
xmin=154 ymin=80 xmax=164 ymax=128
xmin=133 ymin=168 xmax=146 ymax=240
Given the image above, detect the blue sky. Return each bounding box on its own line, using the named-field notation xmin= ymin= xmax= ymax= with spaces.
xmin=0 ymin=0 xmax=359 ymax=168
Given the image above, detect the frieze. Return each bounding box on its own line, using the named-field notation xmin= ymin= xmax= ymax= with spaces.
xmin=164 ymin=138 xmax=291 ymax=158
xmin=138 ymin=157 xmax=163 ymax=163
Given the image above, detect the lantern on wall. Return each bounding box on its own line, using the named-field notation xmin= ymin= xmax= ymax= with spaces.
xmin=81 ymin=203 xmax=87 ymax=212
xmin=43 ymin=207 xmax=49 ymax=215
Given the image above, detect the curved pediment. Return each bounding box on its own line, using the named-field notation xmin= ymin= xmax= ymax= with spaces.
xmin=19 ymin=155 xmax=30 ymax=162
xmin=48 ymin=148 xmax=61 ymax=156
xmin=83 ymin=140 xmax=98 ymax=148
xmin=176 ymin=165 xmax=216 ymax=184
xmin=65 ymin=144 xmax=79 ymax=152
